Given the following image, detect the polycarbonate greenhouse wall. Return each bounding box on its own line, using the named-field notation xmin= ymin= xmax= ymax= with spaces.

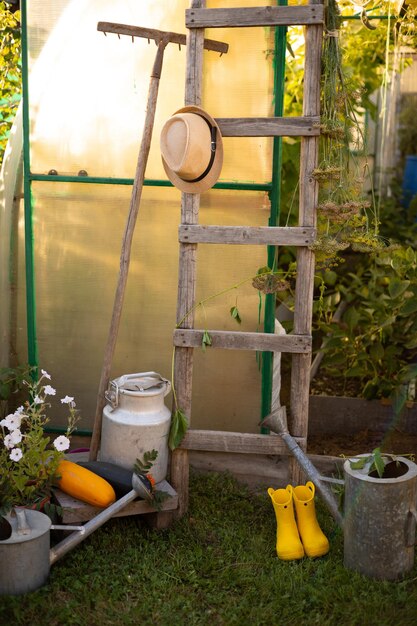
xmin=2 ymin=0 xmax=283 ymax=432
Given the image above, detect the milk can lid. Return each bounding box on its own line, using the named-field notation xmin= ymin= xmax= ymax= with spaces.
xmin=105 ymin=372 xmax=171 ymax=408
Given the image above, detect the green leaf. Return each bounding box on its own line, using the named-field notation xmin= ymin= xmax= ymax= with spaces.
xmin=349 ymin=457 xmax=368 ymax=470
xmin=399 ymin=297 xmax=417 ymax=316
xmin=230 ymin=306 xmax=242 ymax=325
xmin=201 ymin=330 xmax=212 ymax=352
xmin=323 ymin=352 xmax=347 ymax=366
xmin=369 ymin=342 xmax=384 ymax=361
xmin=371 ymin=448 xmax=385 ymax=478
xmin=343 ymin=306 xmax=361 ymax=331
xmin=388 ymin=278 xmax=410 ymax=299
xmin=400 ymin=362 xmax=417 ymax=383
xmin=362 ymin=380 xmax=379 ymax=400
xmin=168 ymin=409 xmax=188 ymax=451
xmin=134 ymin=449 xmax=159 ymax=475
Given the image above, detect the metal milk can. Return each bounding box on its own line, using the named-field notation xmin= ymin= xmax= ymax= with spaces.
xmin=100 ymin=372 xmax=171 ymax=483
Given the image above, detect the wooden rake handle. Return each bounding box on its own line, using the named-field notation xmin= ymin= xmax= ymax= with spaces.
xmin=97 ymin=22 xmax=229 ymax=55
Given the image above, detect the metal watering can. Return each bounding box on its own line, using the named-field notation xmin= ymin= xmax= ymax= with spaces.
xmin=0 ymin=473 xmax=152 ymax=595
xmin=261 ymin=407 xmax=417 ymax=581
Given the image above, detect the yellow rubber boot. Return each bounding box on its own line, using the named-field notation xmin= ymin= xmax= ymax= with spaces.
xmin=290 ymin=482 xmax=330 ymax=558
xmin=267 ymin=487 xmax=304 ymax=561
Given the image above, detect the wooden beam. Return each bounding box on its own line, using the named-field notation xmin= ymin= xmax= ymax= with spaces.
xmin=173 ymin=329 xmax=312 ymax=353
xmin=216 ymin=116 xmax=320 ymax=137
xmin=179 ymin=429 xmax=306 ymax=455
xmin=186 ymin=5 xmax=324 ymax=28
xmin=178 ymin=225 xmax=316 ymax=246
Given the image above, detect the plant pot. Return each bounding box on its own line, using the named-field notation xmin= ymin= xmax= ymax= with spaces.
xmin=343 ymin=455 xmax=417 ymax=580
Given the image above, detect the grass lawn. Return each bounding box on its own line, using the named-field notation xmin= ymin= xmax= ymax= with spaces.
xmin=1 ymin=471 xmax=417 ymax=626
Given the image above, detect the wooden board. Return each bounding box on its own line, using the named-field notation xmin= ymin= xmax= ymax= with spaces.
xmin=54 ymin=480 xmax=178 ymax=524
xmin=178 ymin=225 xmax=316 ymax=246
xmin=186 ymin=6 xmax=324 ymax=28
xmin=179 ymin=429 xmax=306 ymax=454
xmin=216 ymin=116 xmax=320 ymax=137
xmin=173 ymin=329 xmax=312 ymax=353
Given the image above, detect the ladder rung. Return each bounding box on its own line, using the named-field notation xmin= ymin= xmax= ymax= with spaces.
xmin=179 ymin=429 xmax=306 ymax=455
xmin=173 ymin=329 xmax=311 ymax=353
xmin=179 ymin=225 xmax=316 ymax=246
xmin=216 ymin=116 xmax=320 ymax=137
xmin=186 ymin=6 xmax=324 ymax=29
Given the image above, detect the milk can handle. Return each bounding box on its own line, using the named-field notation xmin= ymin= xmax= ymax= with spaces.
xmin=405 ymin=508 xmax=417 ymax=547
xmin=105 ymin=380 xmax=120 ymax=410
xmin=104 ymin=372 xmax=171 ymax=409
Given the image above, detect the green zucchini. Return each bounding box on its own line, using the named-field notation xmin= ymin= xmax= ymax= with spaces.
xmin=76 ymin=461 xmax=133 ymax=497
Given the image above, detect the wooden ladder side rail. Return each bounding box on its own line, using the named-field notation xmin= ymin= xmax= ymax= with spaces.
xmin=170 ymin=0 xmax=206 ymax=518
xmin=289 ymin=0 xmax=323 ymax=486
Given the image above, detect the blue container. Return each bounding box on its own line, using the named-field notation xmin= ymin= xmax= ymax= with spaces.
xmin=402 ymin=155 xmax=417 ymax=208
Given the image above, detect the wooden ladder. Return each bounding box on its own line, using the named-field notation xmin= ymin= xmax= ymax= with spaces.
xmin=171 ymin=0 xmax=323 ymax=516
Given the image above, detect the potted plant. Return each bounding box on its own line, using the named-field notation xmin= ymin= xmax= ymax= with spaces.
xmin=0 ymin=369 xmax=79 ymax=515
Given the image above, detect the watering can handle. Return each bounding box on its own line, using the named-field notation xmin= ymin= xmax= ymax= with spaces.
xmin=405 ymin=508 xmax=417 ymax=547
xmin=15 ymin=508 xmax=30 ymax=535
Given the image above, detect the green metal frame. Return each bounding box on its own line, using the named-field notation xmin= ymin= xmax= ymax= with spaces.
xmin=260 ymin=0 xmax=287 ymax=430
xmin=21 ymin=0 xmax=38 ymax=373
xmin=21 ymin=1 xmax=285 ymax=433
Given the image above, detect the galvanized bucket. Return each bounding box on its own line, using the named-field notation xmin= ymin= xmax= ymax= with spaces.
xmin=0 ymin=508 xmax=51 ymax=595
xmin=343 ymin=455 xmax=417 ymax=580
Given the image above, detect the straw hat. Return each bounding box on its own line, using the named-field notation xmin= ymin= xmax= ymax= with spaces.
xmin=160 ymin=105 xmax=223 ymax=193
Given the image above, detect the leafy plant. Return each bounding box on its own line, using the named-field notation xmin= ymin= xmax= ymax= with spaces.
xmin=315 ymin=245 xmax=417 ymax=402
xmin=133 ymin=449 xmax=169 ymax=511
xmin=0 ymin=1 xmax=21 ymax=167
xmin=0 ymin=364 xmax=34 ymax=418
xmin=0 ymin=369 xmax=79 ymax=512
xmin=349 ymin=447 xmax=414 ymax=478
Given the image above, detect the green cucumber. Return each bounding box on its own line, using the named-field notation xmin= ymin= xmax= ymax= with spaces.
xmin=76 ymin=461 xmax=133 ymax=497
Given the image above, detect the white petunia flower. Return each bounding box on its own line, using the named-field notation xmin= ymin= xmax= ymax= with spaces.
xmin=9 ymin=448 xmax=23 ymax=462
xmin=60 ymin=395 xmax=75 ymax=405
xmin=1 ymin=413 xmax=19 ymax=431
xmin=41 ymin=369 xmax=51 ymax=380
xmin=53 ymin=435 xmax=70 ymax=451
xmin=4 ymin=434 xmax=15 ymax=449
xmin=34 ymin=395 xmax=42 ymax=405
xmin=9 ymin=429 xmax=22 ymax=445
xmin=15 ymin=406 xmax=24 ymax=414
xmin=5 ymin=412 xmax=22 ymax=431
xmin=43 ymin=385 xmax=56 ymax=396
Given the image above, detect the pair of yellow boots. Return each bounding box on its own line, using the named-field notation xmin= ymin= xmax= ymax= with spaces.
xmin=268 ymin=481 xmax=329 ymax=560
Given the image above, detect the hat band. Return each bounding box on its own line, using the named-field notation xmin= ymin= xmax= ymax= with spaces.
xmin=184 ymin=117 xmax=217 ymax=184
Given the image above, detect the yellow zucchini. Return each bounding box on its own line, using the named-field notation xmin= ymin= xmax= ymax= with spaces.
xmin=55 ymin=459 xmax=116 ymax=507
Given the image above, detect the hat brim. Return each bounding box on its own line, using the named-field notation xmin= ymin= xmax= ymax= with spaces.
xmin=161 ymin=105 xmax=223 ymax=194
